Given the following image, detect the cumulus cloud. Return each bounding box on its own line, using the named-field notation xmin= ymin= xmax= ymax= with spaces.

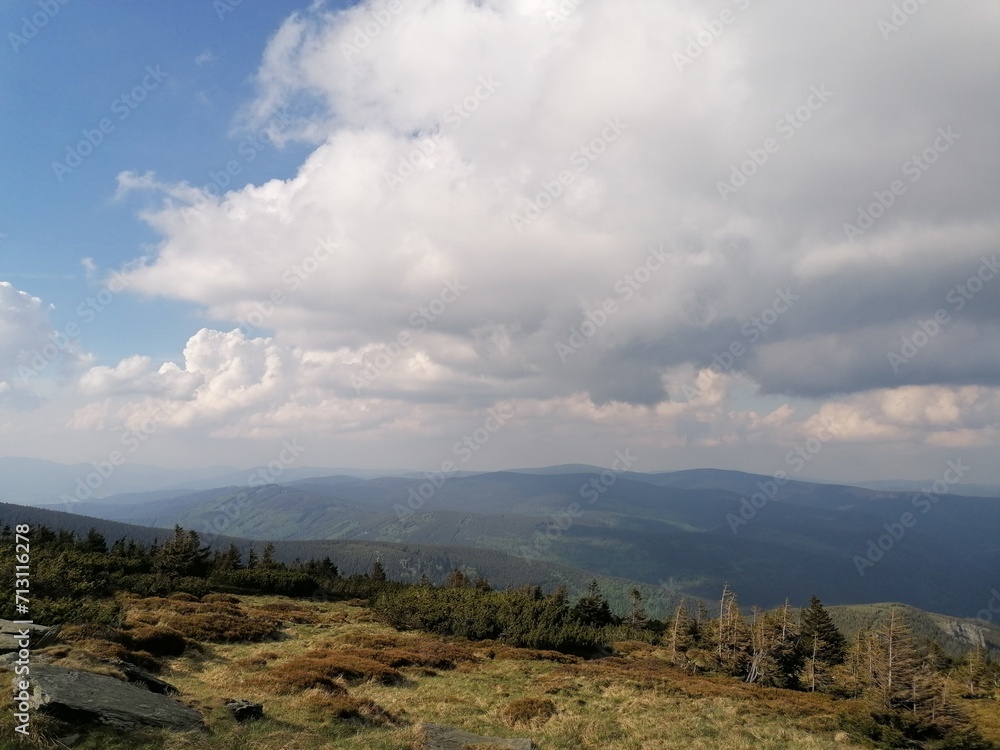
xmin=79 ymin=0 xmax=1000 ymax=467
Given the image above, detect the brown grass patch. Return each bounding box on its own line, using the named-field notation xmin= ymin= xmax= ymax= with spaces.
xmin=125 ymin=625 xmax=187 ymax=657
xmin=253 ymin=650 xmax=405 ymax=693
xmin=478 ymin=642 xmax=580 ymax=664
xmin=498 ymin=696 xmax=556 ymax=727
xmin=337 ymin=631 xmax=402 ymax=649
xmin=124 ymin=596 xmax=282 ymax=643
xmin=613 ymin=640 xmax=655 ymax=656
xmin=201 ymin=593 xmax=241 ymax=604
xmin=300 ymin=690 xmax=396 ymax=725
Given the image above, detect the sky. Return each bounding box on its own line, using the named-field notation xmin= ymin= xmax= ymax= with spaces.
xmin=1 ymin=0 xmax=999 ymax=483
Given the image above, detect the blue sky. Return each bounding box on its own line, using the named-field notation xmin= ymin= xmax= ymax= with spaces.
xmin=1 ymin=0 xmax=999 ymax=482
xmin=1 ymin=0 xmax=322 ymax=361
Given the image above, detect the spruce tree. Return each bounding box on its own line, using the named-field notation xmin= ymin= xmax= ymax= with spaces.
xmin=572 ymin=579 xmax=614 ymax=626
xmin=800 ymin=595 xmax=846 ymax=665
xmin=626 ymin=587 xmax=648 ymax=629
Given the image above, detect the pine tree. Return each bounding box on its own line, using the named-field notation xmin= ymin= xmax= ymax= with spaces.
xmin=800 ymin=595 xmax=846 ymax=667
xmin=213 ymin=543 xmax=243 ymax=572
xmin=153 ymin=525 xmax=211 ymax=577
xmin=668 ymin=599 xmax=692 ymax=664
xmin=869 ymin=608 xmax=924 ymax=712
xmin=370 ymin=559 xmax=388 ymax=582
xmin=82 ymin=528 xmax=107 ymax=554
xmin=962 ymin=643 xmax=990 ymax=698
xmin=626 ymin=587 xmax=648 ymax=629
xmin=261 ymin=541 xmax=279 ymax=569
xmin=715 ymin=584 xmax=749 ymax=674
xmin=246 ymin=545 xmax=259 ymax=569
xmin=572 ymin=579 xmax=614 ymax=626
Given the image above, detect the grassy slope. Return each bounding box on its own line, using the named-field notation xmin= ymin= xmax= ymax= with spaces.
xmin=6 ymin=595 xmax=997 ymax=750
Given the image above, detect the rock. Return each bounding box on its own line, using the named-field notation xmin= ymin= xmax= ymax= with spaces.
xmin=416 ymin=722 xmax=537 ymax=750
xmin=112 ymin=660 xmax=178 ymax=695
xmin=224 ymin=698 xmax=264 ymax=722
xmin=0 ymin=620 xmax=60 ymax=654
xmin=18 ymin=665 xmax=203 ymax=731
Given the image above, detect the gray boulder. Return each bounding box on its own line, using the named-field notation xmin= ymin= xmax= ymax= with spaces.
xmin=416 ymin=722 xmax=537 ymax=749
xmin=16 ymin=665 xmax=203 ymax=731
xmin=0 ymin=620 xmax=60 ymax=654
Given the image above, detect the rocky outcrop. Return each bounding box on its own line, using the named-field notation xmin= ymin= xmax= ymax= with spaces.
xmin=112 ymin=660 xmax=178 ymax=695
xmin=18 ymin=665 xmax=203 ymax=731
xmin=415 ymin=722 xmax=537 ymax=749
xmin=0 ymin=620 xmax=60 ymax=654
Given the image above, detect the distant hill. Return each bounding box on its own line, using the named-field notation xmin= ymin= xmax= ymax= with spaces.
xmin=49 ymin=468 xmax=1000 ymax=619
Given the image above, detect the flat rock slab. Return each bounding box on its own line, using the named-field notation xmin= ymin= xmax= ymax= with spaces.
xmin=416 ymin=722 xmax=537 ymax=750
xmin=0 ymin=620 xmax=59 ymax=654
xmin=21 ymin=665 xmax=203 ymax=731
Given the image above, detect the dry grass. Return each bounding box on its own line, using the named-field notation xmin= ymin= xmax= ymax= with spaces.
xmin=498 ymin=696 xmax=556 ymax=727
xmin=125 ymin=596 xmax=283 ymax=643
xmin=5 ymin=595 xmax=926 ymax=750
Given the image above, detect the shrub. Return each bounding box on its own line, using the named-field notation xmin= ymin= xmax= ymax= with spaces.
xmin=261 ymin=651 xmax=403 ymax=693
xmin=499 ymin=697 xmax=556 ymax=727
xmin=124 ymin=597 xmax=283 ymax=643
xmin=126 ymin=625 xmax=187 ymax=657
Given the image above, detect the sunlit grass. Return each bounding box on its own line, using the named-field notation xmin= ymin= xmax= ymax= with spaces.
xmin=0 ymin=593 xmax=941 ymax=749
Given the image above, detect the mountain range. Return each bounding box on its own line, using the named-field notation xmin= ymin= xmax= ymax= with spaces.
xmin=2 ymin=460 xmax=993 ymax=620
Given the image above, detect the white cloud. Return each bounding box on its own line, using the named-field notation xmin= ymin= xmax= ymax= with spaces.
xmin=54 ymin=0 xmax=1000 ymax=476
